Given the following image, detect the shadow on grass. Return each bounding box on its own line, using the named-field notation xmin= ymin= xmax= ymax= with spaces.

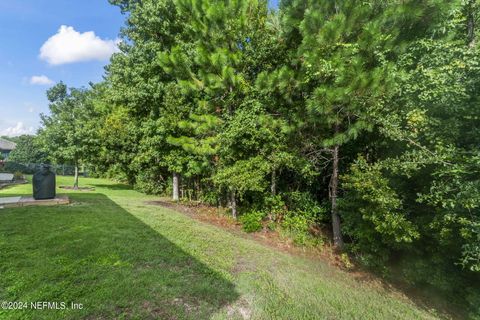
xmin=89 ymin=183 xmax=133 ymax=191
xmin=0 ymin=193 xmax=239 ymax=320
xmin=346 ymin=258 xmax=467 ymax=319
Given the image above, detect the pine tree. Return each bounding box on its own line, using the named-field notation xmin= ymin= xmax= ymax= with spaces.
xmin=263 ymin=0 xmax=399 ymax=249
xmin=159 ymin=0 xmax=269 ymax=215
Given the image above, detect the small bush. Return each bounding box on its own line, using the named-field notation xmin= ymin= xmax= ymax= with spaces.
xmin=103 ymin=164 xmax=130 ymax=182
xmin=13 ymin=171 xmax=23 ymax=180
xmin=240 ymin=210 xmax=265 ymax=233
xmin=263 ymin=195 xmax=287 ymax=221
xmin=281 ymin=210 xmax=324 ymax=247
xmin=340 ymin=253 xmax=354 ymax=270
xmin=466 ymin=289 xmax=480 ymax=320
xmin=3 ymin=162 xmax=28 ymax=174
xmin=284 ymin=191 xmax=326 ymax=220
xmin=282 ymin=213 xmax=311 ymax=233
xmin=199 ymin=190 xmax=218 ymax=206
xmin=279 ymin=227 xmax=324 ymax=247
xmin=267 ymin=221 xmax=276 ymax=231
xmin=134 ymin=170 xmax=166 ymax=195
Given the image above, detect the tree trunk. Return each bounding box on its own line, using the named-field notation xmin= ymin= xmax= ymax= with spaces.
xmin=467 ymin=0 xmax=476 ymax=47
xmin=172 ymin=172 xmax=179 ymax=201
xmin=271 ymin=169 xmax=277 ymax=196
xmin=195 ymin=177 xmax=201 ymax=201
xmin=330 ymin=144 xmax=344 ymax=250
xmin=230 ymin=189 xmax=237 ymax=219
xmin=74 ymin=163 xmax=79 ymax=190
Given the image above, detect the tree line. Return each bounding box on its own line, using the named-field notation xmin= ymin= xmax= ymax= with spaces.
xmin=35 ymin=0 xmax=479 ymax=315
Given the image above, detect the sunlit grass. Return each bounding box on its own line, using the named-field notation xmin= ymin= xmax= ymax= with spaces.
xmin=0 ymin=176 xmax=445 ymax=319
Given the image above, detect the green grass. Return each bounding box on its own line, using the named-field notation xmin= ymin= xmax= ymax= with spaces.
xmin=0 ymin=176 xmax=446 ymax=319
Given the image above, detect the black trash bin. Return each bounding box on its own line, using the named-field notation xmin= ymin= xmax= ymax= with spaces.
xmin=33 ymin=165 xmax=56 ymax=200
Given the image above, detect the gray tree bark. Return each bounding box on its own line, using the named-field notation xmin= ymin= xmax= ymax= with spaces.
xmin=467 ymin=0 xmax=476 ymax=47
xmin=172 ymin=172 xmax=179 ymax=201
xmin=271 ymin=169 xmax=277 ymax=196
xmin=330 ymin=143 xmax=344 ymax=250
xmin=74 ymin=162 xmax=79 ymax=190
xmin=231 ymin=189 xmax=237 ymax=219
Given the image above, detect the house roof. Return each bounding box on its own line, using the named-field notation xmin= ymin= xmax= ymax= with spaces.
xmin=0 ymin=138 xmax=16 ymax=151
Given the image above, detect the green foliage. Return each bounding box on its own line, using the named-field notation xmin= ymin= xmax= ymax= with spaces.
xmin=460 ymin=224 xmax=480 ymax=272
xmin=281 ymin=209 xmax=317 ymax=243
xmin=281 ymin=213 xmax=310 ymax=235
xmin=263 ymin=195 xmax=287 ymax=221
xmin=3 ymin=162 xmax=30 ymax=175
xmin=13 ymin=171 xmax=23 ymax=181
xmin=343 ymin=157 xmax=419 ymax=243
xmin=134 ymin=169 xmax=167 ymax=195
xmin=199 ymin=190 xmax=218 ymax=206
xmin=284 ymin=191 xmax=325 ymax=221
xmin=280 ymin=196 xmax=325 ymax=247
xmin=7 ymin=135 xmax=48 ymax=164
xmin=341 ymin=157 xmax=420 ymax=268
xmin=340 ymin=253 xmax=354 ymax=270
xmin=213 ymin=156 xmax=270 ymax=196
xmin=34 ymin=0 xmax=480 ymax=314
xmin=246 ymin=193 xmax=326 ymax=246
xmin=38 ymin=82 xmax=102 ymax=188
xmin=240 ymin=210 xmax=265 ymax=233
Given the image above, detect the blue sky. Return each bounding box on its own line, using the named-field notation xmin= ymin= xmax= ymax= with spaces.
xmin=0 ymin=0 xmax=279 ymax=136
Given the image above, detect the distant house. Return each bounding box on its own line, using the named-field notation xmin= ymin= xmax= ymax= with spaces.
xmin=0 ymin=138 xmax=16 ymax=160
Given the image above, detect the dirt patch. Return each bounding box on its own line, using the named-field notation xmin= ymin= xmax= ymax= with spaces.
xmin=226 ymin=297 xmax=253 ymax=320
xmin=59 ymin=186 xmax=95 ymax=191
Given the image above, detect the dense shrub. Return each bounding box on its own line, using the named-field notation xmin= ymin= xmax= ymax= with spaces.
xmin=240 ymin=210 xmax=265 ymax=233
xmin=263 ymin=195 xmax=287 ymax=221
xmin=340 ymin=158 xmax=420 ymax=266
xmin=281 ymin=211 xmax=323 ymax=246
xmin=3 ymin=162 xmax=30 ymax=174
xmin=134 ymin=170 xmax=167 ymax=195
xmin=102 ymin=164 xmax=130 ymax=182
xmin=284 ymin=191 xmax=326 ymax=221
xmin=199 ymin=190 xmax=219 ymax=207
xmin=13 ymin=171 xmax=23 ymax=180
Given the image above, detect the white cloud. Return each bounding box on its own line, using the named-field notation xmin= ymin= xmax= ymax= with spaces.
xmin=39 ymin=25 xmax=120 ymax=65
xmin=29 ymin=75 xmax=54 ymax=85
xmin=0 ymin=122 xmax=34 ymax=136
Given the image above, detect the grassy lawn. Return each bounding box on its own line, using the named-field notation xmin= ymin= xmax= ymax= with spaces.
xmin=0 ymin=176 xmax=446 ymax=319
